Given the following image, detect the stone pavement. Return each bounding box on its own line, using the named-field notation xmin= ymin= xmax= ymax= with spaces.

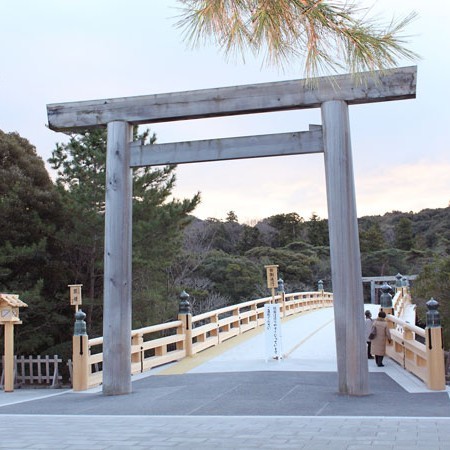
xmin=0 ymin=307 xmax=449 ymax=449
xmin=1 ymin=414 xmax=450 ymax=449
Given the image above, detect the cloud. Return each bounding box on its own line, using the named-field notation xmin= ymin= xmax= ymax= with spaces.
xmin=173 ymin=158 xmax=449 ymax=223
xmin=355 ymin=161 xmax=450 ymax=216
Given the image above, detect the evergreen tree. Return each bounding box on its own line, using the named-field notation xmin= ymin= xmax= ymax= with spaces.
xmin=245 ymin=246 xmax=319 ymax=292
xmin=197 ymin=250 xmax=262 ymax=302
xmin=360 ymin=223 xmax=386 ymax=252
xmin=176 ymin=0 xmax=418 ymax=76
xmin=413 ymin=256 xmax=450 ymax=350
xmin=0 ymin=130 xmax=70 ymax=354
xmin=226 ymin=210 xmax=238 ymax=223
xmin=395 ymin=217 xmax=414 ymax=251
xmin=237 ymin=224 xmax=262 ymax=254
xmin=49 ymin=128 xmax=200 ymax=331
xmin=267 ymin=212 xmax=304 ymax=247
xmin=306 ymin=213 xmax=329 ymax=247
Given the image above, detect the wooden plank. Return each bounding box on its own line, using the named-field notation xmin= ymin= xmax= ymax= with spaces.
xmin=134 ymin=320 xmax=182 ymax=336
xmin=191 ymin=323 xmax=217 ymax=338
xmin=47 ymin=66 xmax=417 ymax=131
xmin=102 ymin=121 xmax=133 ymax=396
xmin=321 ymin=100 xmax=369 ymax=396
xmin=141 ymin=335 xmax=183 ymax=351
xmin=142 ymin=350 xmax=186 ymax=371
xmin=3 ymin=323 xmax=14 ymax=391
xmin=130 ymin=128 xmax=323 ymax=167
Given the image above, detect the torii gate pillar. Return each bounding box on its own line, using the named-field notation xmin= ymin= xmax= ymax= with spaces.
xmin=322 ymin=101 xmax=368 ymax=395
xmin=102 ymin=121 xmax=133 ymax=395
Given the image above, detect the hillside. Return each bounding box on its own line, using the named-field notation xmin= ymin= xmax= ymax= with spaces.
xmin=179 ymin=206 xmax=450 ymax=311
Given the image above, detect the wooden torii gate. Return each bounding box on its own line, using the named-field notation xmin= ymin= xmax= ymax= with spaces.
xmin=47 ymin=66 xmax=417 ymax=396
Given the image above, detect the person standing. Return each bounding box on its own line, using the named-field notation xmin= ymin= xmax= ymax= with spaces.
xmin=371 ymin=311 xmax=392 ymax=367
xmin=365 ymin=310 xmax=374 ymax=359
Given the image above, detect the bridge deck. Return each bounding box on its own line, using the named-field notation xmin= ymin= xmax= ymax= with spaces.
xmin=158 ymin=305 xmax=438 ymax=394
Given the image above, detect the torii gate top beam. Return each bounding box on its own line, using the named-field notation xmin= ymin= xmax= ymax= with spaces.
xmin=47 ymin=66 xmax=416 ymax=132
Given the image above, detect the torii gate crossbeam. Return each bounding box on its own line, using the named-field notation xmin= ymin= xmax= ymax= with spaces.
xmin=47 ymin=66 xmax=417 ymax=396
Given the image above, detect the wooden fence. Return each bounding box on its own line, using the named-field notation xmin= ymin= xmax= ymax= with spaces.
xmin=1 ymin=355 xmax=62 ymax=388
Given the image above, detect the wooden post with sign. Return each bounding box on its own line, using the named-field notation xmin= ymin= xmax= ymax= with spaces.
xmin=0 ymin=293 xmax=28 ymax=392
xmin=69 ymin=284 xmax=83 ymax=312
xmin=264 ymin=265 xmax=279 ymax=303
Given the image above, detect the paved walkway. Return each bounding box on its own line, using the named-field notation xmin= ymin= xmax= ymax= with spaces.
xmin=0 ymin=306 xmax=449 ymax=449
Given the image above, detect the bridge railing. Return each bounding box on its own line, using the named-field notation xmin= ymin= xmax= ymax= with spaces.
xmin=384 ymin=287 xmax=446 ymax=391
xmin=71 ymin=287 xmax=446 ymax=392
xmin=187 ymin=291 xmax=333 ymax=356
xmin=72 ymin=290 xmax=333 ymax=391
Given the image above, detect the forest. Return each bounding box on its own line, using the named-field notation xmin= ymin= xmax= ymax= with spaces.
xmin=0 ymin=128 xmax=449 ymax=361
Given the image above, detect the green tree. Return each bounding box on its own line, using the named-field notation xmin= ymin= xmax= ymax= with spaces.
xmin=267 ymin=212 xmax=304 ymax=247
xmin=176 ymin=0 xmax=418 ymax=76
xmin=413 ymin=256 xmax=450 ymax=350
xmin=360 ymin=223 xmax=385 ymax=252
xmin=197 ymin=250 xmax=262 ymax=302
xmin=226 ymin=210 xmax=238 ymax=222
xmin=49 ymin=128 xmax=200 ymax=331
xmin=237 ymin=224 xmax=262 ymax=254
xmin=306 ymin=213 xmax=329 ymax=247
xmin=0 ymin=130 xmax=70 ymax=354
xmin=395 ymin=217 xmax=414 ymax=251
xmin=245 ymin=245 xmax=320 ymax=292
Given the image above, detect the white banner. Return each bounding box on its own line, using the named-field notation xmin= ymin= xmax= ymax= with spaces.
xmin=264 ymin=304 xmax=283 ymax=360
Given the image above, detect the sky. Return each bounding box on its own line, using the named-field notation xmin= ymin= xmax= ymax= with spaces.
xmin=1 ymin=0 xmax=449 ymax=224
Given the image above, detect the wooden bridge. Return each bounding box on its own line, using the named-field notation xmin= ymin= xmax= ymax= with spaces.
xmin=72 ymin=283 xmax=446 ymax=393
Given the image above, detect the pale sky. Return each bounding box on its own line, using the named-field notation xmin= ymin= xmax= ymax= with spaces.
xmin=1 ymin=1 xmax=449 ymax=223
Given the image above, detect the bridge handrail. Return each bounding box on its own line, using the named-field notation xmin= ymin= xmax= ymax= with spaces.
xmin=192 ymin=297 xmax=270 ymax=322
xmin=188 ymin=291 xmax=332 ymax=356
xmin=74 ymin=287 xmax=445 ymax=392
xmin=76 ymin=290 xmax=333 ymax=390
xmin=387 ymin=314 xmax=425 ymax=337
xmin=384 ymin=287 xmax=445 ymax=391
xmin=131 ymin=320 xmax=183 ymax=337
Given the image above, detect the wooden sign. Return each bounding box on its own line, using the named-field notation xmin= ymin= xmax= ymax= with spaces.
xmin=264 ymin=265 xmax=279 ymax=289
xmin=264 ymin=303 xmax=283 ymax=360
xmin=69 ymin=285 xmax=83 ymax=306
xmin=0 ymin=293 xmax=27 ymax=323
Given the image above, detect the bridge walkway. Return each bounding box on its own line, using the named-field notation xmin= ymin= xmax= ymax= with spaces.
xmin=161 ymin=305 xmax=434 ymax=394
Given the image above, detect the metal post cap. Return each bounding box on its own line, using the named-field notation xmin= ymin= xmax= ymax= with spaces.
xmin=277 ymin=278 xmax=285 ymax=293
xmin=74 ymin=309 xmax=87 ymax=336
xmin=179 ymin=290 xmax=191 ymax=314
xmin=426 ymin=297 xmax=440 ymax=328
xmin=380 ymin=282 xmax=393 ymax=308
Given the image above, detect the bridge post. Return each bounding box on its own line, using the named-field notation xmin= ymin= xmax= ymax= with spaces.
xmin=102 ymin=121 xmax=133 ymax=396
xmin=321 ymin=100 xmax=369 ymax=396
xmin=178 ymin=291 xmax=193 ymax=357
xmin=277 ymin=278 xmax=286 ymax=317
xmin=72 ymin=310 xmax=89 ymax=391
xmin=370 ymin=281 xmax=376 ymax=304
xmin=380 ymin=283 xmax=394 ymax=328
xmin=425 ymin=298 xmax=446 ymax=390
